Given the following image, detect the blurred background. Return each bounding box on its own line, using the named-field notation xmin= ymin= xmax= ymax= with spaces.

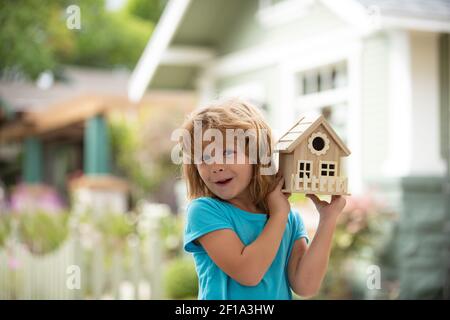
xmin=0 ymin=0 xmax=449 ymax=300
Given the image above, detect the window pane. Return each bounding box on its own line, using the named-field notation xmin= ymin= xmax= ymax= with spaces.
xmin=320 ymin=67 xmax=333 ymax=91
xmin=296 ymin=61 xmax=347 ymax=98
xmin=301 ymin=76 xmax=307 ymax=96
xmin=333 ymin=63 xmax=347 ymax=88
xmin=304 ymin=72 xmax=319 ymax=94
xmin=321 ymin=171 xmax=327 ymax=176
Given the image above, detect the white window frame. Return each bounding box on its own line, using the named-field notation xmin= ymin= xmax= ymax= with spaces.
xmin=319 ymin=161 xmax=337 ymax=177
xmin=295 ymin=61 xmax=349 ymax=113
xmin=297 ymin=160 xmax=313 ymax=179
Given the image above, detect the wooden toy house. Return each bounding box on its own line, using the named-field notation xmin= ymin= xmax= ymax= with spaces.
xmin=275 ymin=114 xmax=351 ymax=195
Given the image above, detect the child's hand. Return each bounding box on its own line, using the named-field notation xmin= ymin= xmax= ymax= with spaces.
xmin=266 ymin=176 xmax=291 ymax=217
xmin=306 ymin=194 xmax=346 ymax=223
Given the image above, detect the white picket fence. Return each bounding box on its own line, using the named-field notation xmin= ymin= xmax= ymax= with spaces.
xmin=0 ymin=212 xmax=165 ymax=300
xmin=0 ymin=238 xmax=77 ymax=299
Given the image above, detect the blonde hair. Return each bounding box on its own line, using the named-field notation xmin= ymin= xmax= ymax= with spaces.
xmin=179 ymin=98 xmax=277 ymax=213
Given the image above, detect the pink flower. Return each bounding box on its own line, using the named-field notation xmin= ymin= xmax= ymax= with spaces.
xmin=9 ymin=183 xmax=65 ymax=214
xmin=8 ymin=256 xmax=20 ymax=270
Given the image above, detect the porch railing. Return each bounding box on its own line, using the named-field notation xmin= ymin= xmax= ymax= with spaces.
xmin=291 ymin=174 xmax=348 ymax=194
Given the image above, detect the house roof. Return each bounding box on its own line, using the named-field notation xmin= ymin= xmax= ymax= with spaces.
xmin=275 ymin=114 xmax=351 ymax=156
xmin=0 ymin=66 xmax=130 ymax=114
xmin=0 ymin=65 xmax=197 ymax=143
xmin=129 ymin=0 xmax=450 ymax=102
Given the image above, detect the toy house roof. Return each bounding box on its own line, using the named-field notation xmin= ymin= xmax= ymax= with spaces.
xmin=275 ymin=114 xmax=351 ymax=156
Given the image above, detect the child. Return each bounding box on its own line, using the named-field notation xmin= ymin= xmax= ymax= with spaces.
xmin=180 ymin=98 xmax=346 ymax=300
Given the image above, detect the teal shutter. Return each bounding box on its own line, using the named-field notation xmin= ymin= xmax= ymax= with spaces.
xmin=84 ymin=115 xmax=111 ymax=175
xmin=22 ymin=137 xmax=43 ymax=183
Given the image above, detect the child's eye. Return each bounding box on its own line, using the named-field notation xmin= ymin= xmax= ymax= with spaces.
xmin=203 ymin=154 xmax=211 ymax=162
xmin=223 ymin=149 xmax=235 ymax=157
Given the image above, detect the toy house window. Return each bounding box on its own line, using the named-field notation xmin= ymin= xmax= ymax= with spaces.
xmin=298 ymin=160 xmax=312 ymax=179
xmin=320 ymin=161 xmax=336 ymax=177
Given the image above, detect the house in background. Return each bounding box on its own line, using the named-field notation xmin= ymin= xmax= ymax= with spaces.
xmin=0 ymin=66 xmax=196 ymax=215
xmin=129 ymin=0 xmax=450 ymax=299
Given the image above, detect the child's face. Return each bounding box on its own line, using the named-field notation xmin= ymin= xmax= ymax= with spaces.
xmin=196 ymin=146 xmax=253 ymax=202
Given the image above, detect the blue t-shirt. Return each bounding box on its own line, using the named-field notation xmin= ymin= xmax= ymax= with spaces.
xmin=183 ymin=196 xmax=309 ymax=300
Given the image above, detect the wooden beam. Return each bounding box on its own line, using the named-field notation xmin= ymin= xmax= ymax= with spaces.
xmin=0 ymin=90 xmax=197 ymax=144
xmin=25 ymin=95 xmax=105 ymax=134
xmin=0 ymin=122 xmax=32 ymax=143
xmin=38 ymin=122 xmax=84 ymax=142
xmin=68 ymin=174 xmax=129 ymax=192
xmin=21 ymin=94 xmax=130 ymax=132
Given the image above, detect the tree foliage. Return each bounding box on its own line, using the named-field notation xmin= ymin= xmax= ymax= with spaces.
xmin=0 ymin=0 xmax=163 ymax=79
xmin=108 ymin=101 xmax=189 ymax=205
xmin=126 ymin=0 xmax=168 ymax=23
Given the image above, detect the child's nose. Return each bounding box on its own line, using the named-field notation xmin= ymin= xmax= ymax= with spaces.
xmin=212 ymin=167 xmax=224 ymax=174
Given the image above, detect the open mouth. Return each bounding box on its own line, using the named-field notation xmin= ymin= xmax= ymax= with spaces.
xmin=215 ymin=178 xmax=233 ymax=186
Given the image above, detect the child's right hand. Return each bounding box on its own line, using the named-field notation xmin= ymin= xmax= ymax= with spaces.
xmin=266 ymin=175 xmax=291 ymax=217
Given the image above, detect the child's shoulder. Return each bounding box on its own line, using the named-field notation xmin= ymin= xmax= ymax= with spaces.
xmin=189 ymin=196 xmax=223 ymax=206
xmin=185 ymin=197 xmax=231 ymax=225
xmin=187 ymin=196 xmax=227 ymax=213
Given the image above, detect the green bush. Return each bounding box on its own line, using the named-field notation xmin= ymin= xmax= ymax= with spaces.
xmin=158 ymin=214 xmax=183 ymax=257
xmin=18 ymin=211 xmax=70 ymax=255
xmin=314 ymin=195 xmax=394 ymax=299
xmin=94 ymin=212 xmax=135 ymax=249
xmin=164 ymin=258 xmax=198 ymax=299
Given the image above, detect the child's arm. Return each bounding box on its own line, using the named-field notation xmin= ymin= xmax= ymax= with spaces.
xmin=288 ymin=195 xmax=346 ymax=298
xmin=197 ymin=177 xmax=291 ymax=286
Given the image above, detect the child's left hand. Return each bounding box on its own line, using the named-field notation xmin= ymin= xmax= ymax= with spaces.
xmin=306 ymin=194 xmax=346 ymax=223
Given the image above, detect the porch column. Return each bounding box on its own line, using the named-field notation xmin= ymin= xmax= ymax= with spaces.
xmin=84 ymin=114 xmax=111 ymax=175
xmin=383 ymin=30 xmax=446 ymax=177
xmin=22 ymin=137 xmax=43 ymax=183
xmin=377 ymin=32 xmax=450 ymax=299
xmin=70 ymin=114 xmax=128 ymax=216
